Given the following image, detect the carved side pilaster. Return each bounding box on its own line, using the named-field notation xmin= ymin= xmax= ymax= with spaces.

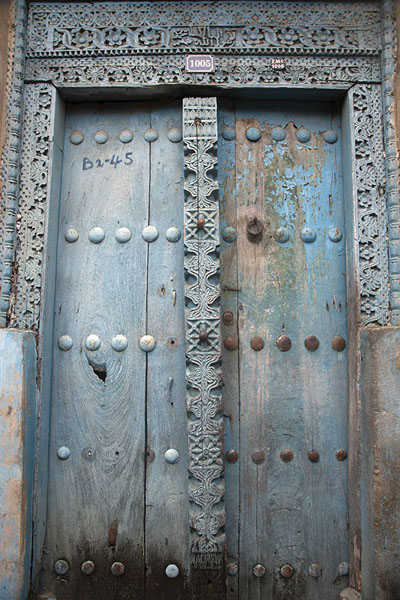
xmin=0 ymin=0 xmax=27 ymax=328
xmin=352 ymin=84 xmax=389 ymax=325
xmin=183 ymin=98 xmax=225 ymax=598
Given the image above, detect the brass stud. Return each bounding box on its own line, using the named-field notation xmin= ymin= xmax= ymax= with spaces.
xmin=199 ymin=331 xmax=208 ymax=343
xmin=304 ymin=335 xmax=319 ymax=351
xmin=224 ymin=336 xmax=238 ymax=351
xmin=252 ymin=449 xmax=266 ymax=464
xmin=332 ymin=336 xmax=346 ymax=352
xmin=81 ymin=560 xmax=95 ymax=575
xmin=250 ymin=336 xmax=264 ymax=351
xmin=280 ymin=564 xmax=294 ymax=579
xmin=111 ymin=561 xmax=125 ymax=576
xmin=336 ymin=449 xmax=347 ymax=461
xmin=197 ymin=216 xmax=206 ymax=229
xmin=225 ymin=449 xmax=239 ymax=464
xmin=276 ymin=335 xmax=291 ymax=352
xmin=54 ymin=559 xmax=69 ymax=575
xmin=280 ymin=448 xmax=294 ymax=462
xmin=308 ymin=450 xmax=320 ymax=463
xmin=253 ymin=563 xmax=266 ymax=578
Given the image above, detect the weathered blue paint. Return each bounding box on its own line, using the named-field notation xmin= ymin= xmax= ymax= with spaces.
xmin=219 ymin=99 xmax=349 ymax=599
xmin=0 ymin=330 xmax=36 ymax=599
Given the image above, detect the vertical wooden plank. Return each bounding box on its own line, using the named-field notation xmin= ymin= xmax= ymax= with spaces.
xmin=145 ymin=100 xmax=190 ymax=598
xmin=0 ymin=330 xmax=36 ymax=600
xmin=42 ymin=102 xmax=150 ymax=599
xmin=218 ymin=98 xmax=240 ymax=600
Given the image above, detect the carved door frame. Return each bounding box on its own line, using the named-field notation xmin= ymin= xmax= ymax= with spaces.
xmin=0 ymin=1 xmax=398 ymax=596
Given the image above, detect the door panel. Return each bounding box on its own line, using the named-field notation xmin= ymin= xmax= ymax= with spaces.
xmin=219 ymin=99 xmax=349 ymax=599
xmin=42 ymin=101 xmax=187 ymax=599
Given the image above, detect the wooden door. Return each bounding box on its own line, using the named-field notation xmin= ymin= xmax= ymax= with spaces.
xmin=219 ymin=99 xmax=349 ymax=600
xmin=41 ymin=100 xmax=189 ymax=599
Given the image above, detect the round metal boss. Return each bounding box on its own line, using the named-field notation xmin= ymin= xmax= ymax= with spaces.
xmin=167 ymin=127 xmax=183 ymax=143
xmin=338 ymin=561 xmax=349 ymax=576
xmin=94 ymin=129 xmax=109 ymax=144
xmin=223 ymin=311 xmax=234 ymax=325
xmin=336 ymin=448 xmax=348 ymax=461
xmin=246 ymin=127 xmax=261 ymax=142
xmin=144 ymin=128 xmax=158 ymax=142
xmin=308 ymin=563 xmax=321 ymax=578
xmin=54 ymin=559 xmax=69 ymax=575
xmin=227 ymin=563 xmax=238 ymax=576
xmin=115 ymin=227 xmax=132 ymax=243
xmin=111 ymin=562 xmax=125 ymax=576
xmin=139 ymin=334 xmax=156 ymax=352
xmin=271 ymin=126 xmax=286 ymax=141
xmin=324 ymin=130 xmax=338 ymax=144
xmin=81 ymin=560 xmax=95 ymax=575
xmin=225 ymin=449 xmax=239 ymax=464
xmin=304 ymin=335 xmax=319 ymax=351
xmin=221 ymin=226 xmax=238 ymax=243
xmin=70 ymin=131 xmax=84 ymax=145
xmin=332 ymin=336 xmax=346 ymax=352
xmin=64 ymin=228 xmax=79 ymax=243
xmin=222 ymin=126 xmax=236 ymax=140
xmin=253 ymin=564 xmax=266 ymax=578
xmin=276 ymin=335 xmax=292 ymax=352
xmin=274 ymin=227 xmax=289 ymax=243
xmin=86 ymin=334 xmax=101 ymax=351
xmin=280 ymin=448 xmax=294 ymax=462
xmin=166 ymin=226 xmax=181 ymax=242
xmin=252 ymin=449 xmax=266 ymax=464
xmin=88 ymin=226 xmax=105 ymax=244
xmin=224 ymin=336 xmax=238 ymax=351
xmin=308 ymin=450 xmax=320 ymax=462
xmin=328 ymin=227 xmax=342 ymax=242
xmin=165 ymin=564 xmax=179 ymax=578
xmin=142 ymin=225 xmax=159 ymax=242
xmin=57 ymin=446 xmax=70 ymax=460
xmin=280 ymin=564 xmax=294 ymax=579
xmin=301 ymin=227 xmax=316 ymax=243
xmin=250 ymin=336 xmax=264 ymax=351
xmin=296 ymin=128 xmax=311 ymax=143
xmin=58 ymin=335 xmax=73 ymax=351
xmin=119 ymin=128 xmax=133 ymax=143
xmin=247 ymin=217 xmax=264 ymax=239
xmin=111 ymin=334 xmax=128 ymax=352
xmin=164 ymin=448 xmax=180 ymax=464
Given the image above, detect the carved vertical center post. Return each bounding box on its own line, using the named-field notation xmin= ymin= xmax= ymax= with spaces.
xmin=183 ymin=98 xmax=225 ymax=597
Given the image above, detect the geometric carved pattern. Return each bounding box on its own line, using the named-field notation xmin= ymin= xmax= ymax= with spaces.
xmin=183 ymin=98 xmax=224 ymax=595
xmin=27 ymin=1 xmax=381 ymax=57
xmin=352 ymin=84 xmax=389 ymax=325
xmin=9 ymin=83 xmax=54 ymax=330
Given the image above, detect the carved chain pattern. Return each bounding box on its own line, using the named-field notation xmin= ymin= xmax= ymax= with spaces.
xmin=183 ymin=99 xmax=225 ymax=585
xmin=9 ymin=84 xmax=54 ymax=330
xmin=24 ymin=55 xmax=381 ymax=87
xmin=27 ymin=1 xmax=381 ymax=56
xmin=353 ymin=84 xmax=389 ymax=325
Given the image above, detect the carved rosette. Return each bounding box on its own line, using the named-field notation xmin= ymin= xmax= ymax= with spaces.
xmin=352 ymin=84 xmax=389 ymax=325
xmin=183 ymin=98 xmax=225 ymax=593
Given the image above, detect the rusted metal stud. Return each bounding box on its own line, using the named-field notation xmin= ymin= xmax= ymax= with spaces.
xmin=252 ymin=449 xmax=266 ymax=464
xmin=221 ymin=225 xmax=237 ymax=243
xmin=246 ymin=217 xmax=264 ymax=241
xmin=111 ymin=562 xmax=125 ymax=576
xmin=94 ymin=130 xmax=109 ymax=144
xmin=142 ymin=225 xmax=159 ymax=242
xmin=166 ymin=227 xmax=181 ymax=242
xmin=336 ymin=448 xmax=348 ymax=461
xmin=274 ymin=227 xmax=289 ymax=243
xmin=223 ymin=310 xmax=234 ymax=325
xmin=301 ymin=226 xmax=316 ymax=243
xmin=199 ymin=330 xmax=209 ymax=343
xmin=253 ymin=564 xmax=266 ymax=578
xmin=280 ymin=448 xmax=294 ymax=462
xmin=224 ymin=336 xmax=238 ymax=351
xmin=58 ymin=335 xmax=73 ymax=351
xmin=308 ymin=563 xmax=321 ymax=578
xmin=227 ymin=563 xmax=238 ymax=576
xmin=280 ymin=564 xmax=294 ymax=579
xmin=111 ymin=334 xmax=128 ymax=352
xmin=271 ymin=126 xmax=286 ymax=141
xmin=328 ymin=227 xmax=342 ymax=242
xmin=64 ymin=228 xmax=79 ymax=243
xmin=197 ymin=216 xmax=206 ymax=229
xmin=165 ymin=564 xmax=179 ymax=578
xmin=332 ymin=336 xmax=346 ymax=352
xmin=276 ymin=335 xmax=292 ymax=352
xmin=115 ymin=227 xmax=132 ymax=243
xmin=304 ymin=335 xmax=319 ymax=351
xmin=54 ymin=559 xmax=69 ymax=575
xmin=88 ymin=226 xmax=105 ymax=244
xmin=81 ymin=560 xmax=95 ymax=575
xmin=222 ymin=126 xmax=236 ymax=141
xmin=119 ymin=128 xmax=133 ymax=143
xmin=86 ymin=334 xmax=101 ymax=351
xmin=139 ymin=334 xmax=156 ymax=352
xmin=57 ymin=446 xmax=70 ymax=460
xmin=144 ymin=128 xmax=158 ymax=142
xmin=225 ymin=449 xmax=239 ymax=464
xmin=165 ymin=448 xmax=180 ymax=464
xmin=296 ymin=128 xmax=311 ymax=143
xmin=250 ymin=336 xmax=264 ymax=351
xmin=338 ymin=561 xmax=349 ymax=576
xmin=324 ymin=130 xmax=338 ymax=144
xmin=167 ymin=127 xmax=183 ymax=143
xmin=308 ymin=450 xmax=320 ymax=462
xmin=246 ymin=127 xmax=261 ymax=142
xmin=70 ymin=131 xmax=84 ymax=145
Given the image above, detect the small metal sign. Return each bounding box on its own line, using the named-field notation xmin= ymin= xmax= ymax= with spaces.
xmin=271 ymin=58 xmax=286 ymax=70
xmin=185 ymin=55 xmax=215 ymax=73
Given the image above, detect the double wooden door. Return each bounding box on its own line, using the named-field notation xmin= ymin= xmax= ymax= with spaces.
xmin=41 ymin=98 xmax=349 ymax=599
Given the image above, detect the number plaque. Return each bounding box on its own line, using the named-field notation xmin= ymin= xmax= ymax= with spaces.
xmin=185 ymin=55 xmax=215 ymax=73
